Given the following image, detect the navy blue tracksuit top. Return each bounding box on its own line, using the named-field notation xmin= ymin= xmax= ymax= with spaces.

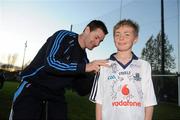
xmin=20 ymin=30 xmax=94 ymax=96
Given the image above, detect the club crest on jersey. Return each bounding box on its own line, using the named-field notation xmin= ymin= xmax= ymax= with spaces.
xmin=133 ymin=73 xmax=141 ymax=81
xmin=111 ymin=63 xmax=118 ymax=73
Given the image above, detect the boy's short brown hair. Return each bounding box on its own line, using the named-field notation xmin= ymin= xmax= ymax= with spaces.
xmin=113 ymin=19 xmax=139 ymax=37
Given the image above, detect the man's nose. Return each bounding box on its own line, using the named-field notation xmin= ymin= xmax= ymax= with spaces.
xmin=95 ymin=40 xmax=101 ymax=46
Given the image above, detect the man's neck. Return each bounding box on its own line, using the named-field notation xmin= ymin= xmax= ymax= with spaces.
xmin=78 ymin=34 xmax=85 ymax=49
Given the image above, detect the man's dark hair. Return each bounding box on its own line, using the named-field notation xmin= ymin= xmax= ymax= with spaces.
xmin=86 ymin=20 xmax=108 ymax=35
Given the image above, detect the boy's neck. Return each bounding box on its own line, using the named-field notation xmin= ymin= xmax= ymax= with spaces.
xmin=115 ymin=51 xmax=133 ymax=65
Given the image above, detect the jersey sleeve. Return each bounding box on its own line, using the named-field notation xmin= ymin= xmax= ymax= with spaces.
xmin=89 ymin=67 xmax=104 ymax=104
xmin=142 ymin=62 xmax=157 ymax=107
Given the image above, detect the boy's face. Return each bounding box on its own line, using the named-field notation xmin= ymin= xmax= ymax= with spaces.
xmin=114 ymin=25 xmax=138 ymax=52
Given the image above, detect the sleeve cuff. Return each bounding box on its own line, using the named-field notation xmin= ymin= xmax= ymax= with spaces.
xmin=77 ymin=63 xmax=86 ymax=73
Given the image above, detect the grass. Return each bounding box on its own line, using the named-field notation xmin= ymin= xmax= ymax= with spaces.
xmin=0 ymin=81 xmax=95 ymax=120
xmin=0 ymin=81 xmax=180 ymax=120
xmin=0 ymin=81 xmax=17 ymax=120
xmin=66 ymin=90 xmax=95 ymax=120
xmin=153 ymin=102 xmax=180 ymax=120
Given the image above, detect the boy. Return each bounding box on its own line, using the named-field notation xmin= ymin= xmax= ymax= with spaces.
xmin=89 ymin=19 xmax=157 ymax=120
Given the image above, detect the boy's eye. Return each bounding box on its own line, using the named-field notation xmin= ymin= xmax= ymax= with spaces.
xmin=115 ymin=34 xmax=120 ymax=37
xmin=125 ymin=33 xmax=130 ymax=36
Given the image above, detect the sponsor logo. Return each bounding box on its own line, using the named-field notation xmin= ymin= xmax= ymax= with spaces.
xmin=121 ymin=84 xmax=129 ymax=96
xmin=112 ymin=100 xmax=141 ymax=107
xmin=118 ymin=71 xmax=130 ymax=75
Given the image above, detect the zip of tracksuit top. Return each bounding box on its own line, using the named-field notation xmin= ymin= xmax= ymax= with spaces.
xmin=19 ymin=30 xmax=93 ymax=95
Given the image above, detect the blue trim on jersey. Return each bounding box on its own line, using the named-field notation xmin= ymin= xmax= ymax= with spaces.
xmin=13 ymin=81 xmax=28 ymax=102
xmin=109 ymin=52 xmax=138 ymax=69
xmin=117 ymin=58 xmax=133 ymax=69
xmin=49 ymin=30 xmax=65 ymax=56
xmin=22 ymin=66 xmax=45 ymax=80
xmin=47 ymin=30 xmax=77 ymax=71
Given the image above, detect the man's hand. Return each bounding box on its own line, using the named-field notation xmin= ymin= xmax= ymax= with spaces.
xmin=85 ymin=60 xmax=109 ymax=73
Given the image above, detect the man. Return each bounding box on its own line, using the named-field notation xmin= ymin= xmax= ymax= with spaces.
xmin=9 ymin=20 xmax=108 ymax=120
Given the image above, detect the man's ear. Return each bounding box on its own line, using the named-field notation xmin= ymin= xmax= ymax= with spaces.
xmin=84 ymin=26 xmax=90 ymax=34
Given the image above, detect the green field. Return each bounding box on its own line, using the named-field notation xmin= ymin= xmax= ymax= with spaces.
xmin=0 ymin=81 xmax=180 ymax=120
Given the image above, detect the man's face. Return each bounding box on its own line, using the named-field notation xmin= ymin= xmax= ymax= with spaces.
xmin=85 ymin=28 xmax=105 ymax=50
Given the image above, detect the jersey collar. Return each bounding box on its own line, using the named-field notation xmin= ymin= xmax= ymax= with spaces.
xmin=109 ymin=52 xmax=138 ymax=69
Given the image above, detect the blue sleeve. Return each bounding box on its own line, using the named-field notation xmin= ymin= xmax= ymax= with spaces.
xmin=44 ymin=30 xmax=86 ymax=75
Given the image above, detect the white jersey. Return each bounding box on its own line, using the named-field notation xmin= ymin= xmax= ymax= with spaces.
xmin=89 ymin=53 xmax=157 ymax=120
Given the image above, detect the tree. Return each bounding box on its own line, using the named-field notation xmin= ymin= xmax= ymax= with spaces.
xmin=141 ymin=32 xmax=175 ymax=73
xmin=141 ymin=36 xmax=156 ymax=70
xmin=2 ymin=54 xmax=18 ymax=71
xmin=141 ymin=32 xmax=176 ymax=102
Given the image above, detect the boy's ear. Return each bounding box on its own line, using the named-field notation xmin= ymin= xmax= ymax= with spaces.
xmin=133 ymin=40 xmax=137 ymax=44
xmin=133 ymin=37 xmax=138 ymax=44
